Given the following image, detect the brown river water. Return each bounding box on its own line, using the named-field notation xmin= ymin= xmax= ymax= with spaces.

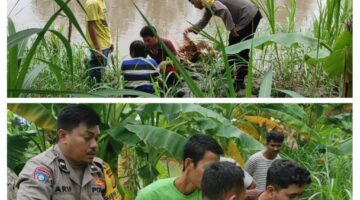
xmin=8 ymin=0 xmax=322 ymax=58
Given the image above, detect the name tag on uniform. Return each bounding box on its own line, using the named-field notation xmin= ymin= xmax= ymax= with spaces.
xmin=54 ymin=185 xmax=72 ymax=193
xmin=92 ymin=178 xmax=106 ymax=193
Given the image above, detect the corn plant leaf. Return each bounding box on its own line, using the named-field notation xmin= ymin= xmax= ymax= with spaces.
xmin=275 ymin=89 xmax=304 ymax=98
xmin=14 ymin=0 xmax=71 ymax=93
xmin=7 ymin=89 xmax=158 ymax=98
xmin=7 ymin=28 xmax=42 ymax=49
xmin=226 ymin=33 xmax=327 ymax=54
xmin=53 ymin=0 xmax=88 ymax=43
xmin=323 ymin=30 xmax=352 ymax=77
xmin=36 ymin=59 xmax=66 ymax=91
xmin=22 ymin=65 xmax=47 ymax=90
xmin=48 ymin=29 xmax=74 ymax=84
xmin=259 ymin=67 xmax=273 ymax=97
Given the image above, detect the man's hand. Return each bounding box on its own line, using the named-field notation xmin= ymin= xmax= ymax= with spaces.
xmin=183 ymin=27 xmax=194 ymax=39
xmin=110 ymin=44 xmax=114 ymax=52
xmin=231 ymin=29 xmax=239 ymax=37
xmin=94 ymin=48 xmax=103 ymax=62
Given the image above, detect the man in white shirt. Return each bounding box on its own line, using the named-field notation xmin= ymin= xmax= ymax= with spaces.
xmin=244 ymin=131 xmax=284 ymax=191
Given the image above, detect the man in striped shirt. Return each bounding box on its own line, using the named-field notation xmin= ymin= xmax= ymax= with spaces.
xmin=121 ymin=40 xmax=159 ymax=94
xmin=245 ymin=131 xmax=284 ymax=191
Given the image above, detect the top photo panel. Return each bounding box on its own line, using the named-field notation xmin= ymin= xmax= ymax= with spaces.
xmin=7 ymin=0 xmax=353 ymax=98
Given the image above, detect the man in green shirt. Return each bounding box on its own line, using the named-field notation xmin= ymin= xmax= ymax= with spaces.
xmin=136 ymin=134 xmax=224 ymax=200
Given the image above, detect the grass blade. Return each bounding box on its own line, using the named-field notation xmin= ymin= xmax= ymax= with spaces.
xmin=13 ymin=0 xmax=71 ymax=94
xmin=275 ymin=89 xmax=304 ymax=98
xmin=49 ymin=29 xmax=74 ymax=85
xmin=36 ymin=59 xmax=66 ymax=91
xmin=22 ymin=65 xmax=47 ymax=91
xmin=8 ymin=28 xmax=42 ymax=49
xmin=53 ymin=0 xmax=88 ymax=44
xmin=259 ymin=67 xmax=272 ymax=97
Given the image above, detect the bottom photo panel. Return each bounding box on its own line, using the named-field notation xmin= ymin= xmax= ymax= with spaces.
xmin=7 ymin=103 xmax=352 ymax=200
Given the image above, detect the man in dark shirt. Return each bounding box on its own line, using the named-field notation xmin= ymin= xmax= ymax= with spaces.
xmin=184 ymin=0 xmax=262 ymax=92
xmin=140 ymin=26 xmax=177 ymax=64
xmin=140 ymin=26 xmax=178 ymax=87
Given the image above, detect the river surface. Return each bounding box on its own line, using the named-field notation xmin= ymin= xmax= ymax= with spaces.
xmin=8 ymin=0 xmax=322 ymax=58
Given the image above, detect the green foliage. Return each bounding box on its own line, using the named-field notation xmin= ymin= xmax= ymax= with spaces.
xmin=7 ymin=103 xmax=352 ymax=199
xmin=225 ymin=33 xmax=330 ymax=55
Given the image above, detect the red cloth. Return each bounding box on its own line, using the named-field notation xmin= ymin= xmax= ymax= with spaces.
xmin=165 ymin=65 xmax=178 ymax=74
xmin=148 ymin=38 xmax=177 ymax=64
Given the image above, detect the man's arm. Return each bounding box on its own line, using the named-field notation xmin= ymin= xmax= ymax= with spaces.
xmin=193 ymin=9 xmax=213 ymax=32
xmin=16 ymin=159 xmax=53 ymax=199
xmin=244 ymin=169 xmax=256 ymax=189
xmin=184 ymin=9 xmax=212 ymax=36
xmin=244 ymin=156 xmax=256 ymax=176
xmin=88 ymin=21 xmax=101 ymax=51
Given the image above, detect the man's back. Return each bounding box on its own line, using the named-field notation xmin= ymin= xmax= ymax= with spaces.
xmin=85 ymin=0 xmax=112 ymax=50
xmin=121 ymin=58 xmax=159 ymax=93
xmin=136 ymin=177 xmax=201 ymax=200
xmin=216 ymin=0 xmax=258 ymax=30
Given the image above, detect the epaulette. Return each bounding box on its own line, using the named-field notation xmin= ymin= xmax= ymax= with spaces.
xmin=91 ymin=157 xmax=104 ymax=173
xmin=42 ymin=148 xmax=58 ymax=166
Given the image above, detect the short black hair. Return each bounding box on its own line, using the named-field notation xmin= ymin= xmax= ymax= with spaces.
xmin=266 ymin=131 xmax=284 ymax=143
xmin=140 ymin=25 xmax=157 ymax=38
xmin=183 ymin=134 xmax=223 ymax=169
xmin=130 ymin=40 xmax=147 ymax=58
xmin=202 ymin=161 xmax=245 ymax=200
xmin=57 ymin=104 xmax=101 ymax=131
xmin=266 ymin=159 xmax=311 ymax=189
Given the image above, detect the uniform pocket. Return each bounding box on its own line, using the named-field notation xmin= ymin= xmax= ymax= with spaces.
xmin=52 ymin=193 xmax=77 ymax=200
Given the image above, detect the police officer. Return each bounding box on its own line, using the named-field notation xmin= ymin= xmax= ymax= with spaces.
xmin=16 ymin=104 xmax=121 ymax=200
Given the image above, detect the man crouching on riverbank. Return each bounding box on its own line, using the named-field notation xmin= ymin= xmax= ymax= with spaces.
xmin=85 ymin=0 xmax=114 ymax=85
xmin=184 ymin=0 xmax=262 ymax=93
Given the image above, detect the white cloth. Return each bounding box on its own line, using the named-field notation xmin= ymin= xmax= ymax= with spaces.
xmin=220 ymin=157 xmax=254 ymax=189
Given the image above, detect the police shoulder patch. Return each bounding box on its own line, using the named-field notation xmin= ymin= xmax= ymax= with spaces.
xmin=33 ymin=166 xmax=52 ymax=184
